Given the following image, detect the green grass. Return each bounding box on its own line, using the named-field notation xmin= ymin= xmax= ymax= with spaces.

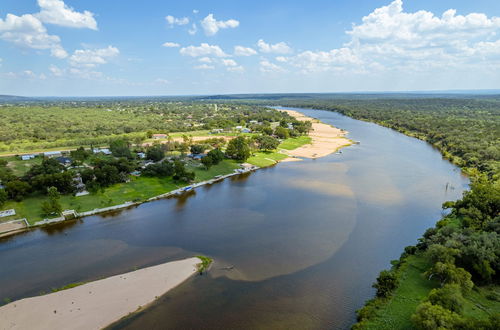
xmin=246 ymin=151 xmax=288 ymax=167
xmin=358 ymin=255 xmax=500 ymax=329
xmin=278 ymin=136 xmax=312 ymax=150
xmin=189 ymin=159 xmax=240 ymax=182
xmin=5 ymin=156 xmax=43 ymax=176
xmin=51 ymin=282 xmax=86 ymax=293
xmin=196 ymin=255 xmax=213 ymax=273
xmin=361 ymin=255 xmax=439 ymax=330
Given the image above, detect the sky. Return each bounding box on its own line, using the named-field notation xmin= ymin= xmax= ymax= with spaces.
xmin=1 ymin=0 xmax=500 ymax=96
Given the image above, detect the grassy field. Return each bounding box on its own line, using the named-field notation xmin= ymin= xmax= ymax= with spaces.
xmin=361 ymin=255 xmax=438 ymax=330
xmin=6 ymin=156 xmax=43 ymax=176
xmin=360 ymin=255 xmax=500 ymax=329
xmin=278 ymin=136 xmax=312 ymax=150
xmin=247 ymin=151 xmax=289 ymax=167
xmin=188 ymin=159 xmax=240 ymax=181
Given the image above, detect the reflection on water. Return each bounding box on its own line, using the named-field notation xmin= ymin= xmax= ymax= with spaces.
xmin=0 ymin=108 xmax=468 ymax=329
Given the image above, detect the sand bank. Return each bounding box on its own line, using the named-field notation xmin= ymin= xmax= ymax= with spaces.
xmin=0 ymin=257 xmax=200 ymax=330
xmin=281 ymin=109 xmax=352 ymax=158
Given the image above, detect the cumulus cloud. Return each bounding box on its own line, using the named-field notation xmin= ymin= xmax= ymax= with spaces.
xmin=0 ymin=13 xmax=68 ymax=58
xmin=282 ymin=0 xmax=500 ymax=73
xmin=198 ymin=57 xmax=212 ymax=63
xmin=194 ymin=64 xmax=215 ymax=70
xmin=36 ymin=0 xmax=97 ymax=30
xmin=69 ymin=46 xmax=120 ymax=68
xmin=201 ymin=14 xmax=239 ymax=36
xmin=165 ymin=15 xmax=189 ymax=27
xmin=259 ymin=59 xmax=286 ymax=73
xmin=234 ymin=46 xmax=257 ymax=56
xmin=180 ymin=43 xmax=228 ymax=57
xmin=222 ymin=59 xmax=237 ymax=67
xmin=188 ymin=23 xmax=198 ymax=35
xmin=257 ymin=39 xmax=292 ymax=54
xmin=162 ymin=42 xmax=180 ymax=48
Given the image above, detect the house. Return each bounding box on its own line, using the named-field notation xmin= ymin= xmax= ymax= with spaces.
xmin=55 ymin=156 xmax=72 ymax=165
xmin=287 ymin=123 xmax=294 ymax=130
xmin=235 ymin=126 xmax=243 ymax=130
xmin=44 ymin=151 xmax=62 ymax=158
xmin=93 ymin=148 xmax=112 ymax=155
xmin=211 ymin=128 xmax=224 ymax=134
xmin=137 ymin=152 xmax=146 ymax=159
xmin=241 ymin=128 xmax=251 ymax=133
xmin=21 ymin=154 xmax=36 ymax=161
xmin=152 ymin=134 xmax=167 ymax=139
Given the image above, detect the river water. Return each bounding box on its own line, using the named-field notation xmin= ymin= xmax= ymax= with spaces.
xmin=0 ymin=108 xmax=468 ymax=329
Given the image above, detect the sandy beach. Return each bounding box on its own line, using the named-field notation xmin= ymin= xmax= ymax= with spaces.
xmin=0 ymin=257 xmax=200 ymax=330
xmin=281 ymin=109 xmax=352 ymax=158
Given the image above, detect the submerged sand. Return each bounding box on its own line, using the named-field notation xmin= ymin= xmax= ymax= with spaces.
xmin=0 ymin=257 xmax=200 ymax=330
xmin=281 ymin=109 xmax=352 ymax=158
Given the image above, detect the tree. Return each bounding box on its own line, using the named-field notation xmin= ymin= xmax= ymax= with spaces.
xmin=172 ymin=160 xmax=195 ymax=182
xmin=109 ymin=139 xmax=132 ymax=158
xmin=146 ymin=144 xmax=164 ymax=162
xmin=225 ymin=136 xmax=250 ymax=161
xmin=207 ymin=148 xmax=225 ymax=164
xmin=190 ymin=144 xmax=205 ymax=155
xmin=255 ymin=135 xmax=279 ymax=151
xmin=201 ymin=155 xmax=214 ymax=169
xmin=425 ymin=262 xmax=473 ymax=291
xmin=70 ymin=147 xmax=90 ymax=163
xmin=275 ymin=126 xmax=290 ymax=139
xmin=412 ymin=302 xmax=464 ymax=329
xmin=5 ymin=180 xmax=31 ymax=201
xmin=427 ymin=284 xmax=464 ymax=313
xmin=41 ymin=186 xmax=62 ymax=216
xmin=372 ymin=270 xmax=398 ymax=298
xmin=426 ymin=244 xmax=459 ymax=265
xmin=0 ymin=189 xmax=7 ymax=206
xmin=142 ymin=162 xmax=174 ymax=177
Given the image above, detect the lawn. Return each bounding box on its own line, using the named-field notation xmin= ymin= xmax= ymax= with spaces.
xmin=246 ymin=151 xmax=288 ymax=167
xmin=362 ymin=255 xmax=439 ymax=330
xmin=5 ymin=156 xmax=43 ymax=176
xmin=189 ymin=159 xmax=240 ymax=182
xmin=360 ymin=255 xmax=500 ymax=329
xmin=278 ymin=136 xmax=312 ymax=150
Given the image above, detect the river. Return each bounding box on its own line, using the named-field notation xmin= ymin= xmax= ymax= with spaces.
xmin=0 ymin=108 xmax=468 ymax=329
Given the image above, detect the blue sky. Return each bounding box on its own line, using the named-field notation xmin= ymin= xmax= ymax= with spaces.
xmin=1 ymin=0 xmax=500 ymax=96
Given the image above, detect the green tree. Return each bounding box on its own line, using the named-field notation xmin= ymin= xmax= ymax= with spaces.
xmin=412 ymin=302 xmax=464 ymax=329
xmin=225 ymin=136 xmax=250 ymax=161
xmin=372 ymin=270 xmax=398 ymax=298
xmin=41 ymin=186 xmax=62 ymax=216
xmin=275 ymin=126 xmax=290 ymax=139
xmin=5 ymin=180 xmax=31 ymax=201
xmin=425 ymin=262 xmax=473 ymax=290
xmin=146 ymin=144 xmax=165 ymax=162
xmin=427 ymin=284 xmax=464 ymax=313
xmin=109 ymin=139 xmax=132 ymax=158
xmin=207 ymin=148 xmax=225 ymax=164
xmin=201 ymin=155 xmax=214 ymax=169
xmin=255 ymin=135 xmax=279 ymax=151
xmin=0 ymin=189 xmax=7 ymax=206
xmin=190 ymin=144 xmax=205 ymax=154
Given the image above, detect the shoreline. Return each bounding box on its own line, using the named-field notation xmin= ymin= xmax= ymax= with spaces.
xmin=0 ymin=257 xmax=201 ymax=330
xmin=0 ymin=108 xmax=353 ymax=238
xmin=279 ymin=109 xmax=353 ymax=159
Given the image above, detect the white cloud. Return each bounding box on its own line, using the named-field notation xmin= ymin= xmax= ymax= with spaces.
xmin=5 ymin=70 xmax=47 ymax=79
xmin=227 ymin=65 xmax=245 ymax=73
xmin=188 ymin=23 xmax=197 ymax=35
xmin=49 ymin=64 xmax=64 ymax=76
xmin=155 ymin=78 xmax=170 ymax=84
xmin=222 ymin=59 xmax=237 ymax=67
xmin=69 ymin=46 xmax=120 ymax=68
xmin=257 ymin=39 xmax=292 ymax=54
xmin=200 ymin=14 xmax=239 ymax=36
xmin=193 ymin=9 xmax=199 ymax=14
xmin=281 ymin=0 xmax=500 ymax=73
xmin=36 ymin=0 xmax=97 ymax=30
xmin=0 ymin=13 xmax=68 ymax=58
xmin=162 ymin=42 xmax=180 ymax=48
xmin=180 ymin=43 xmax=228 ymax=57
xmin=259 ymin=60 xmax=286 ymax=73
xmin=165 ymin=15 xmax=189 ymax=27
xmin=198 ymin=57 xmax=212 ymax=63
xmin=234 ymin=46 xmax=257 ymax=56
xmin=194 ymin=64 xmax=215 ymax=70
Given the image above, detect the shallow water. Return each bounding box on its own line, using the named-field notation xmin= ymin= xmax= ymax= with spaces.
xmin=0 ymin=108 xmax=468 ymax=329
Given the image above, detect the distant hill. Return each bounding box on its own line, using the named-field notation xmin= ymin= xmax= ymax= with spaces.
xmin=0 ymin=95 xmax=33 ymax=102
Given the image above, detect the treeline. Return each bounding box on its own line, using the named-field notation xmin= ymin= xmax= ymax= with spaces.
xmin=0 ymin=102 xmax=292 ymax=153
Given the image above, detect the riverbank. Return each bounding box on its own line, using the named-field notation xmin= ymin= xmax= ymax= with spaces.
xmin=0 ymin=257 xmax=201 ymax=330
xmin=0 ymin=110 xmax=352 ymax=237
xmin=280 ymin=109 xmax=353 ymax=158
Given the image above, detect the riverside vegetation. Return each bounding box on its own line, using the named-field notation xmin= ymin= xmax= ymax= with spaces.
xmin=214 ymin=94 xmax=499 ymax=329
xmin=0 ymin=101 xmax=312 ymax=225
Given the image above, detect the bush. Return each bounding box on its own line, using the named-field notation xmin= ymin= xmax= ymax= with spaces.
xmin=427 ymin=284 xmax=464 ymax=313
xmin=372 ymin=270 xmax=398 ymax=298
xmin=412 ymin=302 xmax=464 ymax=329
